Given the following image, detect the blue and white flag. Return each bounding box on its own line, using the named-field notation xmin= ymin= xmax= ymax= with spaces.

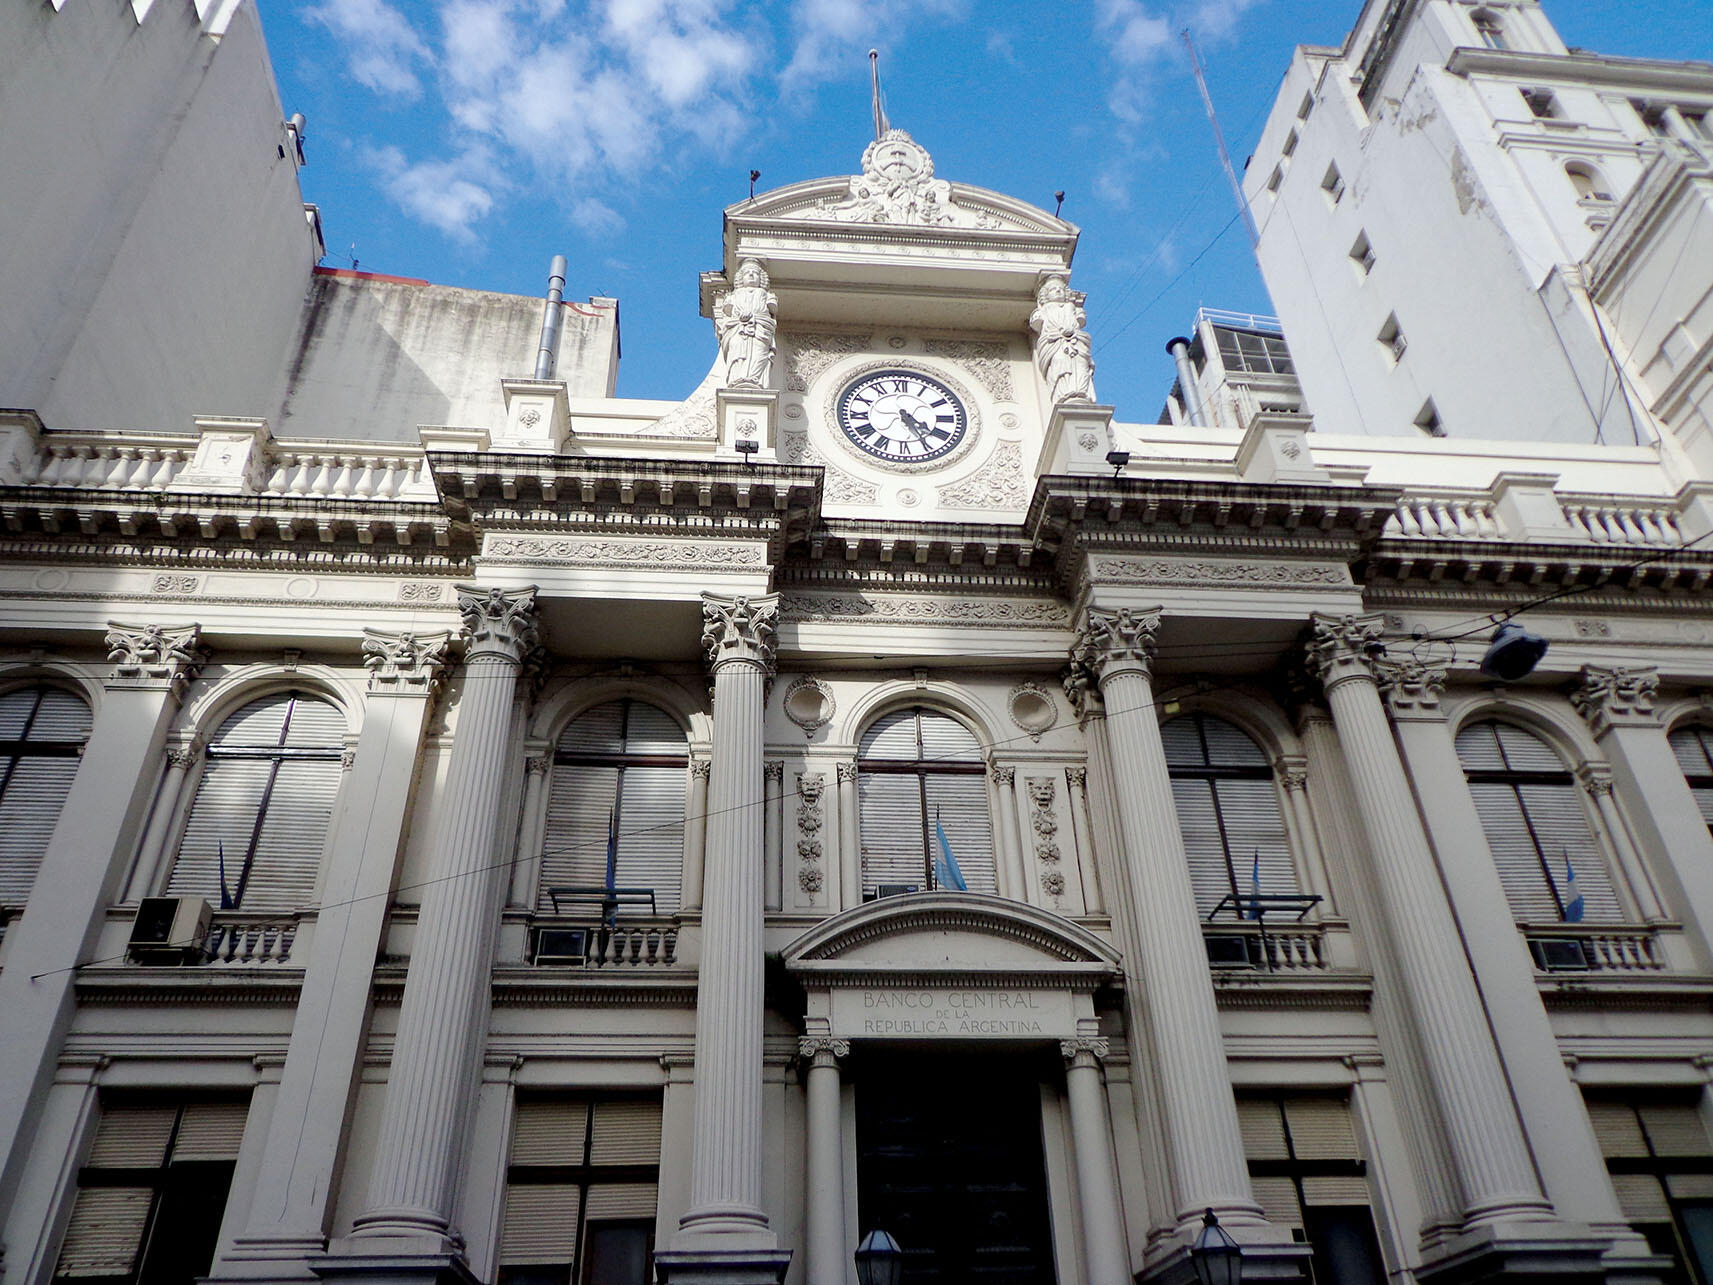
xmin=217 ymin=840 xmax=235 ymax=910
xmin=1247 ymin=851 xmax=1263 ymax=920
xmin=1562 ymin=852 xmax=1585 ymax=923
xmin=602 ymin=808 xmax=620 ymax=923
xmin=933 ymin=813 xmax=968 ymax=892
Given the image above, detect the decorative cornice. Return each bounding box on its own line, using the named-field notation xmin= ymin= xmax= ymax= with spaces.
xmin=701 ymin=593 xmax=779 ymax=674
xmin=362 ymin=628 xmax=452 ymax=694
xmin=455 ymin=584 xmax=540 ymax=665
xmin=1571 ymin=664 xmax=1662 ymax=736
xmin=104 ymin=621 xmax=204 ymax=693
xmin=1306 ymin=613 xmax=1385 ymax=691
xmin=1071 ymin=605 xmax=1160 ymax=682
xmin=1372 ymin=657 xmax=1448 ymax=720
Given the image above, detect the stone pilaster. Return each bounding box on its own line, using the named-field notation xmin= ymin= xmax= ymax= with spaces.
xmin=509 ymin=755 xmax=551 ymax=907
xmin=658 ymin=594 xmax=791 ymax=1285
xmin=1060 ymin=1039 xmax=1129 ymax=1285
xmin=123 ymin=743 xmax=197 ymax=901
xmin=836 ymin=761 xmax=860 ymax=912
xmin=1064 ymin=767 xmax=1104 ymax=913
xmin=799 ymin=1037 xmax=850 ymax=1285
xmin=1069 ymin=606 xmax=1267 ymax=1241
xmin=0 ymin=624 xmax=204 ymax=1243
xmin=684 ymin=760 xmax=712 ymax=912
xmin=990 ymin=764 xmax=1027 ymax=899
xmin=1309 ymin=618 xmax=1555 ymax=1235
xmin=764 ymin=760 xmax=784 ymax=912
xmin=334 ymin=589 xmax=538 ymax=1273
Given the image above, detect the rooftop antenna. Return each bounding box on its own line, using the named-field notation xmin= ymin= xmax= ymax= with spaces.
xmin=868 ymin=49 xmax=890 ymax=139
xmin=1182 ymin=28 xmax=1260 ymax=249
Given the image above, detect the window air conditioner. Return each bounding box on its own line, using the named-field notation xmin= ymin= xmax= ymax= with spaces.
xmin=1203 ymin=933 xmax=1256 ymax=968
xmin=533 ymin=927 xmax=589 ymax=966
xmin=872 ymin=884 xmax=920 ymax=900
xmin=1529 ymin=937 xmax=1591 ymax=972
xmin=128 ymin=897 xmax=211 ymax=963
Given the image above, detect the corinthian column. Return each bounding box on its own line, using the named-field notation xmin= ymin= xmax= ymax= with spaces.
xmin=660 ymin=594 xmax=790 ymax=1284
xmin=1069 ymin=606 xmax=1265 ymax=1236
xmin=344 ymin=588 xmax=539 ymax=1257
xmin=800 ymin=1036 xmax=850 ymax=1285
xmin=1307 ymin=615 xmax=1551 ymax=1228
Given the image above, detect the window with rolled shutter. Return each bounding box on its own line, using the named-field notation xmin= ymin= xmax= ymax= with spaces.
xmin=539 ymin=701 xmax=687 ymax=916
xmin=1669 ymin=726 xmax=1713 ymax=835
xmin=0 ymin=686 xmax=92 ymax=905
xmin=54 ymin=1098 xmax=247 ymax=1285
xmin=1162 ymin=714 xmax=1297 ymax=919
xmin=165 ymin=692 xmax=344 ymax=912
xmin=1455 ymin=720 xmax=1622 ymax=924
xmin=857 ymin=707 xmax=996 ymax=899
xmin=1236 ymin=1094 xmax=1387 ymax=1284
xmin=500 ymin=1096 xmax=661 ymax=1285
xmin=1586 ymin=1094 xmax=1713 ymax=1279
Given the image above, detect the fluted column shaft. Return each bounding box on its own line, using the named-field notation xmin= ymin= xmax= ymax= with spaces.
xmin=353 ymin=588 xmax=538 ymax=1243
xmin=1310 ymin=615 xmax=1549 ymax=1226
xmin=678 ymin=594 xmax=778 ymax=1245
xmin=123 ymin=745 xmax=195 ymax=901
xmin=1071 ymin=606 xmax=1261 ymax=1231
xmin=1061 ymin=1040 xmax=1129 ymax=1285
xmin=684 ymin=760 xmax=712 ymax=912
xmin=801 ymin=1038 xmax=849 ymax=1285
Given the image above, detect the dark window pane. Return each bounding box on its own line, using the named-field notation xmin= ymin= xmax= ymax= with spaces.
xmin=135 ymin=1162 xmax=234 ymax=1285
xmin=1303 ymin=1206 xmax=1386 ymax=1285
xmin=582 ymin=1223 xmax=652 ymax=1285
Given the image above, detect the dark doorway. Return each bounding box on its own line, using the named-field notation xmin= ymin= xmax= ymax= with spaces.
xmin=856 ymin=1051 xmax=1057 ymax=1285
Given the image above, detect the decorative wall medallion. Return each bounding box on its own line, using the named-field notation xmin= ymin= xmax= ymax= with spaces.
xmin=936 ymin=439 xmax=1028 ymax=510
xmin=782 ymin=676 xmax=835 ymax=736
xmin=518 ymin=407 xmax=542 ymax=429
xmin=780 ymin=592 xmax=1071 ymax=627
xmin=822 ymin=360 xmax=982 ymax=474
xmin=1573 ymin=619 xmax=1613 ymax=638
xmin=1280 ymin=439 xmax=1302 ymax=459
xmin=1007 ymin=681 xmax=1058 ymax=740
xmin=888 ymin=336 xmax=907 ymax=349
xmin=484 ymin=536 xmax=765 ymax=568
xmin=285 ymin=577 xmax=316 ymax=598
xmin=922 ymin=338 xmax=1014 ymax=401
xmin=783 ymin=331 xmax=874 ymax=393
xmin=897 ymin=488 xmax=920 ymax=507
xmin=779 ymin=431 xmax=881 ymax=504
xmin=397 ymin=582 xmax=443 ymax=603
xmin=32 ymin=569 xmax=69 ymax=592
xmin=152 ymin=574 xmax=200 ymax=594
xmin=999 ymin=412 xmax=1020 ymax=430
xmin=784 ymin=403 xmax=804 ymax=419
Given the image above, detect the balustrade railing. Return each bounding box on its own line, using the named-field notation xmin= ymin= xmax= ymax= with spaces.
xmin=530 ymin=919 xmax=680 ymax=969
xmin=1202 ymin=922 xmax=1327 ymax=973
xmin=203 ymin=915 xmax=297 ymax=964
xmin=1388 ymin=495 xmax=1501 ymax=540
xmin=260 ymin=449 xmax=435 ymax=501
xmin=1560 ymin=499 xmax=1685 ymax=547
xmin=1524 ymin=925 xmax=1664 ymax=972
xmin=29 ymin=437 xmax=195 ymax=490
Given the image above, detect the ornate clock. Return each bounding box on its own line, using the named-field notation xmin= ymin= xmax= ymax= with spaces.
xmin=836 ymin=368 xmax=969 ymax=464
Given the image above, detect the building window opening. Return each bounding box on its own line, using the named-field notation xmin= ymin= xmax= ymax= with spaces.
xmin=1297 ymin=91 xmax=1314 ymax=121
xmin=1522 ymin=88 xmax=1561 ymax=120
xmin=858 ymin=707 xmax=996 ymax=899
xmin=1566 ymin=163 xmax=1614 ymax=203
xmin=499 ymin=1096 xmax=662 ymax=1285
xmin=1455 ymin=720 xmax=1622 ymax=927
xmin=1349 ymin=232 xmax=1375 ymax=277
xmin=539 ymin=699 xmax=688 ymax=918
xmin=1377 ymin=314 xmax=1407 ymax=363
xmin=165 ymin=691 xmax=344 ymax=911
xmin=0 ymin=684 xmax=91 ymax=906
xmin=1471 ymin=9 xmax=1508 ymax=49
xmin=1282 ymin=129 xmax=1299 ymax=158
xmin=53 ymin=1098 xmax=248 ymax=1285
xmin=1237 ymin=1095 xmax=1387 ymax=1285
xmin=1214 ymin=326 xmax=1295 ymax=376
xmin=1669 ymin=725 xmax=1713 ymax=836
xmin=1163 ymin=713 xmax=1300 ymax=919
xmin=1267 ymin=165 xmax=1284 ymax=195
xmin=1634 ymin=100 xmax=1674 ymax=137
xmin=1414 ymin=399 xmax=1445 ymax=437
xmin=1321 ymin=163 xmax=1345 ymax=205
xmin=1586 ymin=1094 xmax=1713 ymax=1284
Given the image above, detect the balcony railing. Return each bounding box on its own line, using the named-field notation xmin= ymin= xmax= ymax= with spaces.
xmin=530 ymin=919 xmax=680 ymax=968
xmin=1524 ymin=925 xmax=1664 ymax=972
xmin=203 ymin=914 xmax=298 ymax=964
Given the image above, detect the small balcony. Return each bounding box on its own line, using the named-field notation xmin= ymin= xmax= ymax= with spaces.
xmin=1523 ymin=924 xmax=1665 ymax=973
xmin=528 ymin=919 xmax=681 ymax=969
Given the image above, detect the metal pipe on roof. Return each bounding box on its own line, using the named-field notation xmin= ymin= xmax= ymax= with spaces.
xmin=535 ymin=254 xmax=568 ymax=380
xmin=1166 ymin=336 xmax=1208 ymax=427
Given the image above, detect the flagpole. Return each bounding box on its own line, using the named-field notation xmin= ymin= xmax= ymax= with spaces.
xmin=868 ymin=49 xmax=889 ymax=139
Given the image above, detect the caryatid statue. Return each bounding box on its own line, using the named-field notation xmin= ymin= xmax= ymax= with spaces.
xmin=713 ymin=258 xmax=778 ymax=389
xmin=1031 ymin=274 xmax=1096 ymax=406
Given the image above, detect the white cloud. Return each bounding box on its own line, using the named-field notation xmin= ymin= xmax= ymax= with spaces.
xmin=1093 ymin=168 xmax=1131 ymax=209
xmin=782 ymin=0 xmax=963 ymax=93
xmin=1093 ymin=0 xmax=1268 ymax=127
xmin=365 ymin=145 xmax=495 ymax=241
xmin=304 ymin=0 xmax=433 ymax=98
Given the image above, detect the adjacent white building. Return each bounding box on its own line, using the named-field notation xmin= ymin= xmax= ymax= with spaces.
xmin=4 ymin=5 xmax=1713 ymax=1285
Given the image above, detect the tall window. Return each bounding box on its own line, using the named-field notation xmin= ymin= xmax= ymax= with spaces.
xmin=1471 ymin=9 xmax=1508 ymax=49
xmin=0 ymin=685 xmax=92 ymax=905
xmin=1237 ymin=1095 xmax=1387 ymax=1284
xmin=1567 ymin=163 xmax=1614 ymax=202
xmin=165 ymin=692 xmax=344 ymax=912
xmin=499 ymin=1096 xmax=662 ymax=1285
xmin=1587 ymin=1095 xmax=1713 ymax=1284
xmin=1669 ymin=725 xmax=1713 ymax=835
xmin=1163 ymin=713 xmax=1298 ymax=918
xmin=858 ymin=707 xmax=997 ymax=898
xmin=54 ymin=1099 xmax=248 ymax=1285
xmin=539 ymin=700 xmax=686 ymax=916
xmin=1456 ymin=720 xmax=1620 ymax=923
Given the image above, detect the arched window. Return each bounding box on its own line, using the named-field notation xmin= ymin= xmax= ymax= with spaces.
xmin=1668 ymin=725 xmax=1713 ymax=835
xmin=1471 ymin=9 xmax=1508 ymax=49
xmin=1456 ymin=720 xmax=1620 ymax=923
xmin=858 ymin=707 xmax=997 ymax=898
xmin=539 ymin=700 xmax=686 ymax=916
xmin=1162 ymin=713 xmax=1297 ymax=918
xmin=166 ymin=692 xmax=345 ymax=911
xmin=0 ymin=686 xmax=92 ymax=904
xmin=1566 ymin=163 xmax=1614 ymax=202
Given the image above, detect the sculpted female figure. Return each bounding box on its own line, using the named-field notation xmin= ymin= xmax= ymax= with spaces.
xmin=714 ymin=258 xmax=778 ymax=389
xmin=1030 ymin=275 xmax=1096 ymax=405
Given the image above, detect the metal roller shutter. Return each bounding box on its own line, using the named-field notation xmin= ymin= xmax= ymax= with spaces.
xmin=500 ymin=1184 xmax=580 ymax=1263
xmin=9 ymin=688 xmax=93 ymax=740
xmin=239 ymin=759 xmax=340 ymax=910
xmin=1586 ymin=1100 xmax=1650 ymax=1156
xmin=859 ymin=773 xmax=927 ymax=893
xmin=584 ymin=1184 xmax=657 ymax=1219
xmin=1301 ymin=1175 xmax=1370 ymax=1206
xmin=1638 ymin=1104 xmax=1712 ymax=1157
xmin=511 ymin=1100 xmax=589 ymax=1166
xmin=916 ymin=712 xmax=982 ymax=762
xmin=1164 ymin=715 xmax=1296 ymax=917
xmin=171 ymin=1103 xmax=248 ymax=1161
xmin=922 ymin=774 xmax=997 ymax=894
xmin=616 ymin=766 xmax=683 ymax=913
xmin=87 ymin=1108 xmax=176 ymax=1168
xmin=859 ymin=709 xmax=919 ymax=760
xmin=55 ymin=1189 xmax=153 ymax=1277
xmin=1667 ymin=727 xmax=1713 ymax=827
xmin=589 ymin=1100 xmax=662 ymax=1165
xmin=1173 ymin=778 xmax=1233 ymax=914
xmin=0 ymin=687 xmax=91 ymax=904
xmin=1236 ymin=1099 xmax=1289 ymax=1159
xmin=1214 ymin=777 xmax=1297 ymax=901
xmin=1284 ymin=1098 xmax=1359 ymax=1160
xmin=1249 ymin=1175 xmax=1303 ymax=1227
xmin=168 ymin=759 xmax=275 ymax=903
xmin=540 ymin=765 xmax=621 ymax=908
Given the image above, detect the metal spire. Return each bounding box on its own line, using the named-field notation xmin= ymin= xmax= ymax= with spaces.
xmin=868 ymin=49 xmax=890 ymax=139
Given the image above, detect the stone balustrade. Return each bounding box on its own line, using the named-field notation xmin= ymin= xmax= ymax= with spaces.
xmin=532 ymin=920 xmax=681 ymax=968
xmin=203 ymin=915 xmax=298 ymax=964
xmin=1389 ymin=494 xmax=1502 ymax=540
xmin=1559 ymin=498 xmax=1685 ymax=547
xmin=1386 ymin=489 xmax=1690 ymax=549
xmin=1202 ymin=922 xmax=1328 ymax=972
xmin=1523 ymin=924 xmax=1664 ymax=972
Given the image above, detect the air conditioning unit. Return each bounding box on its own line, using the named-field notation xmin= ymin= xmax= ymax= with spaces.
xmin=533 ymin=927 xmax=589 ymax=966
xmin=1203 ymin=933 xmax=1257 ymax=968
xmin=871 ymin=884 xmax=920 ymax=900
xmin=129 ymin=897 xmax=211 ymax=963
xmin=1529 ymin=937 xmax=1591 ymax=972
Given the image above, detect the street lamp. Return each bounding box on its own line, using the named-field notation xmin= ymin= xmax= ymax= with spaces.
xmin=854 ymin=1230 xmax=904 ymax=1285
xmin=1189 ymin=1209 xmax=1242 ymax=1285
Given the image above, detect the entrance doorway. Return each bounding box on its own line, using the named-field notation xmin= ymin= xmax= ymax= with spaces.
xmin=856 ymin=1051 xmax=1057 ymax=1285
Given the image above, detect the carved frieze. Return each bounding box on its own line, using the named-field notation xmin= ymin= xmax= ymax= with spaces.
xmin=1026 ymin=777 xmax=1064 ymax=902
xmin=1571 ymin=664 xmax=1661 ymax=736
xmin=797 ymin=771 xmax=826 ymax=899
xmin=782 ymin=331 xmax=874 ymax=393
xmin=1091 ymin=555 xmax=1350 ymax=589
xmin=937 ymin=440 xmax=1028 ymax=510
xmin=781 ymin=592 xmax=1069 ymax=628
xmin=483 ymin=536 xmax=766 ymax=569
xmin=922 ymin=338 xmax=1014 ymax=401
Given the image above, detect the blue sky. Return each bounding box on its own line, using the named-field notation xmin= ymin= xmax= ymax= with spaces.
xmin=261 ymin=0 xmax=1713 ymax=417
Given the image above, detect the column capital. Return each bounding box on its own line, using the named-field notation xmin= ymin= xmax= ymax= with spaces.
xmin=1066 ymin=766 xmax=1088 ymax=790
xmin=1060 ymin=663 xmax=1104 ymax=720
xmin=1060 ymin=1037 xmax=1110 ymax=1068
xmin=691 ymin=759 xmax=714 ymax=781
xmin=455 ymin=584 xmax=541 ymax=665
xmin=836 ymin=761 xmax=859 ymax=784
xmin=525 ymin=755 xmax=551 ymax=778
xmin=797 ymin=1036 xmax=850 ymax=1067
xmin=1571 ymin=664 xmax=1661 ymax=736
xmin=1071 ymin=604 xmax=1161 ymax=683
xmin=1373 ymin=657 xmax=1448 ymax=720
xmin=166 ymin=745 xmax=199 ymax=769
xmin=1273 ymin=754 xmax=1309 ymax=792
xmin=1306 ymin=612 xmax=1385 ymax=691
xmin=763 ymin=760 xmax=784 ymax=784
xmin=991 ymin=764 xmax=1016 ymax=787
xmin=1577 ymin=761 xmax=1616 ymax=796
xmin=104 ymin=621 xmax=204 ymax=694
xmin=700 ymin=592 xmax=779 ymax=675
xmin=362 ymin=628 xmax=452 ymax=694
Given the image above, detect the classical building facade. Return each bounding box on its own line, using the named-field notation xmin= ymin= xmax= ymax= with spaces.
xmin=5 ymin=4 xmax=1713 ymax=1285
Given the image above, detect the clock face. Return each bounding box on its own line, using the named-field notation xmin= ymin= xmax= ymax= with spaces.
xmin=836 ymin=369 xmax=969 ymax=464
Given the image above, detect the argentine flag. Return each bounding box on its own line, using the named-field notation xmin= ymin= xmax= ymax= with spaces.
xmin=1562 ymin=853 xmax=1586 ymax=923
xmin=933 ymin=813 xmax=968 ymax=892
xmin=1247 ymin=851 xmax=1263 ymax=921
